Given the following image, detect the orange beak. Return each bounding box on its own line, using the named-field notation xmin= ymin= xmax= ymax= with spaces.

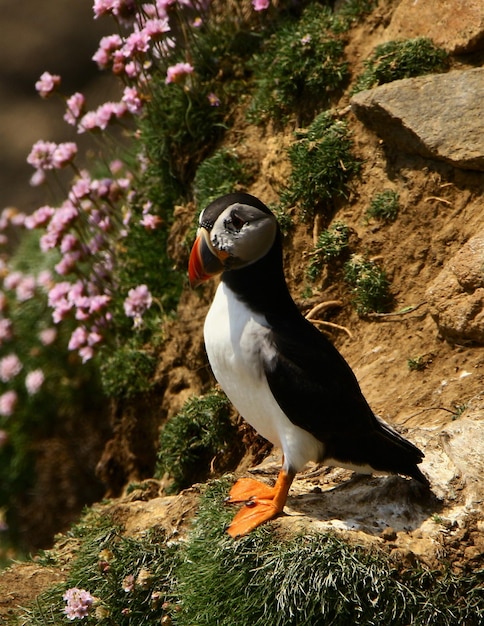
xmin=188 ymin=228 xmax=226 ymax=288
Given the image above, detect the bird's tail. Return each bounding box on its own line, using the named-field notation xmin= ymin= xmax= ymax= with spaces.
xmin=369 ymin=417 xmax=429 ymax=487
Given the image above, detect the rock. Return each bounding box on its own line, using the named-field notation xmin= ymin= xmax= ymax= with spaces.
xmin=351 ymin=68 xmax=484 ymax=171
xmin=426 ymin=232 xmax=484 ymax=344
xmin=385 ymin=0 xmax=484 ymax=54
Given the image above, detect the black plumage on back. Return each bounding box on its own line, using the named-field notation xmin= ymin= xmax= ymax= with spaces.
xmin=222 ymin=212 xmax=428 ymax=486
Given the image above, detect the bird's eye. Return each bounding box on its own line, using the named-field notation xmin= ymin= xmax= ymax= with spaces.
xmin=230 ymin=212 xmax=246 ymax=231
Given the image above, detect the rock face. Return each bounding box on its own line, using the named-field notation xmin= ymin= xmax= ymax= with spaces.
xmin=351 ymin=68 xmax=484 ymax=171
xmin=426 ymin=232 xmax=484 ymax=344
xmin=385 ymin=0 xmax=484 ymax=54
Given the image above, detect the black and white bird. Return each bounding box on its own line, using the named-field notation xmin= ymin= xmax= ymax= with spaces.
xmin=188 ymin=192 xmax=428 ymax=537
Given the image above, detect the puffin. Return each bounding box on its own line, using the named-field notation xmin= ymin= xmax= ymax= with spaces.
xmin=188 ymin=192 xmax=428 ymax=538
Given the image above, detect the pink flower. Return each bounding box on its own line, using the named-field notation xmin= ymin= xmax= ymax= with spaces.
xmin=24 ymin=205 xmax=55 ymax=230
xmin=93 ymin=0 xmax=136 ymax=23
xmin=0 ymin=354 xmax=22 ymax=382
xmin=60 ymin=234 xmax=79 ymax=254
xmin=63 ymin=587 xmax=94 ymax=621
xmin=26 ymin=369 xmax=45 ymax=395
xmin=27 ymin=141 xmax=77 ymax=170
xmin=89 ymin=295 xmax=111 ymax=313
xmin=35 ymin=71 xmax=61 ymax=98
xmin=78 ymin=102 xmax=128 ymax=133
xmin=52 ymin=142 xmax=78 ymax=168
xmin=123 ymin=284 xmax=152 ymax=326
xmin=30 ymin=169 xmax=46 ymax=187
xmin=143 ymin=17 xmax=170 ymax=38
xmin=68 ymin=326 xmax=88 ymax=351
xmin=207 ymin=92 xmax=220 ymax=107
xmin=27 ymin=140 xmax=57 ymax=170
xmin=39 ymin=327 xmax=57 ymax=346
xmin=122 ymin=86 xmax=143 ymax=114
xmin=165 ymin=62 xmax=194 ymax=84
xmin=3 ymin=271 xmax=23 ymax=291
xmin=69 ymin=176 xmax=92 ymax=201
xmin=64 ymin=93 xmax=86 ymax=125
xmin=79 ymin=346 xmax=94 ymax=362
xmin=123 ymin=31 xmax=151 ymax=57
xmin=252 ymin=0 xmax=270 ymax=10
xmin=16 ymin=275 xmax=37 ymax=302
xmin=93 ymin=0 xmax=118 ymax=18
xmin=0 ymin=391 xmax=17 ymax=417
xmin=92 ymin=34 xmax=123 ymax=69
xmin=140 ymin=214 xmax=162 ymax=230
xmin=37 ymin=270 xmax=53 ymax=290
xmin=55 ymin=251 xmax=82 ymax=276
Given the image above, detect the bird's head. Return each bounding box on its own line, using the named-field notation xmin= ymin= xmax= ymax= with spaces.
xmin=188 ymin=193 xmax=278 ymax=288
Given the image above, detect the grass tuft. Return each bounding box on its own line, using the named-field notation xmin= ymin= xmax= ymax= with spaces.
xmin=283 ymin=111 xmax=361 ymax=217
xmin=24 ymin=481 xmax=484 ymax=626
xmin=307 ymin=221 xmax=351 ymax=280
xmin=366 ymin=189 xmax=400 ymax=222
xmin=193 ymin=148 xmax=253 ymax=210
xmin=248 ymin=3 xmax=349 ymax=125
xmin=155 ymin=391 xmax=241 ymax=493
xmin=352 ymin=37 xmax=448 ymax=94
xmin=344 ymin=254 xmax=393 ymax=314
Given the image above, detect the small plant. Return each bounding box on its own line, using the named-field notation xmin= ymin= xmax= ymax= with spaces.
xmin=307 ymin=222 xmax=350 ymax=280
xmin=452 ymin=404 xmax=467 ymax=420
xmin=283 ymin=112 xmax=361 ymax=216
xmin=407 ymin=354 xmax=432 ymax=372
xmin=344 ymin=254 xmax=392 ymax=315
xmin=366 ymin=190 xmax=400 ymax=223
xmin=352 ymin=37 xmax=448 ymax=93
xmin=156 ymin=391 xmax=240 ymax=493
xmin=194 ymin=148 xmax=252 ymax=210
xmin=248 ymin=3 xmax=349 ymax=125
xmin=272 ymin=205 xmax=294 ymax=235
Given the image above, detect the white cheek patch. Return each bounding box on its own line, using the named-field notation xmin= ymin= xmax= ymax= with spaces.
xmin=211 ymin=205 xmax=277 ymax=266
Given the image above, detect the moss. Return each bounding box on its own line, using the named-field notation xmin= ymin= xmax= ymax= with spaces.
xmin=352 ymin=37 xmax=448 ymax=94
xmin=155 ymin=392 xmax=240 ymax=493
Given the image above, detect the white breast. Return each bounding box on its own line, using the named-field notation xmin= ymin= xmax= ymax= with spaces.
xmin=203 ymin=282 xmax=324 ymax=472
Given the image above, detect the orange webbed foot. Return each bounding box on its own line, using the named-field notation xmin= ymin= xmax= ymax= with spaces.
xmin=226 ymin=471 xmax=294 ymax=538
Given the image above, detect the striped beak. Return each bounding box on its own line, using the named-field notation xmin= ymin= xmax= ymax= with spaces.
xmin=188 ymin=228 xmax=226 ymax=288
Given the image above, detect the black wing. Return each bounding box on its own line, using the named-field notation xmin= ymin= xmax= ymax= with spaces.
xmin=262 ymin=317 xmax=427 ymax=484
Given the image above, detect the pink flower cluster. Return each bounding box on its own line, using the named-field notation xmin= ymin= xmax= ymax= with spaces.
xmin=252 ymin=0 xmax=270 ymax=10
xmin=123 ymin=284 xmax=153 ymax=328
xmin=0 ymin=390 xmax=17 ymax=417
xmin=35 ymin=71 xmax=61 ymax=98
xmin=63 ymin=587 xmax=94 ymax=620
xmin=27 ymin=140 xmax=78 ymax=186
xmin=22 ymin=0 xmax=218 ymax=366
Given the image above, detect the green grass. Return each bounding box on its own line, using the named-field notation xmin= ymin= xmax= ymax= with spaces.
xmin=344 ymin=254 xmax=393 ymax=315
xmin=352 ymin=37 xmax=448 ymax=94
xmin=193 ymin=148 xmax=253 ymax=210
xmin=283 ymin=111 xmax=361 ymax=217
xmin=23 ymin=479 xmax=484 ymax=626
xmin=155 ymin=392 xmax=241 ymax=494
xmin=366 ymin=189 xmax=400 ymax=222
xmin=248 ymin=3 xmax=350 ymax=125
xmin=307 ymin=221 xmax=351 ymax=280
